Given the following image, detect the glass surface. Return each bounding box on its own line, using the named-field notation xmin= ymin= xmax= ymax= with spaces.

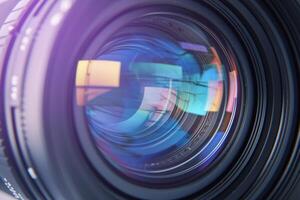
xmin=75 ymin=15 xmax=239 ymax=185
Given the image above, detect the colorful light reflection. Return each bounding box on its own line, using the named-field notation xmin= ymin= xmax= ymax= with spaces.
xmin=74 ymin=33 xmax=239 ymax=183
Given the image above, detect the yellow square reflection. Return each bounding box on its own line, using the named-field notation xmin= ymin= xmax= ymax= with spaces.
xmin=76 ymin=60 xmax=121 ymax=87
xmin=76 ymin=60 xmax=121 ymax=105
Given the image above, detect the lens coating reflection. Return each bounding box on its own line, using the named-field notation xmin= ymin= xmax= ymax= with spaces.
xmin=74 ymin=16 xmax=239 ymax=185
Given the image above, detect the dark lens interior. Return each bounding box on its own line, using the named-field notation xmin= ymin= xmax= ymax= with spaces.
xmin=74 ymin=15 xmax=240 ymax=185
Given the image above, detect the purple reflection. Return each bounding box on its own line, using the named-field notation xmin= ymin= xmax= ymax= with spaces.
xmin=179 ymin=42 xmax=208 ymax=53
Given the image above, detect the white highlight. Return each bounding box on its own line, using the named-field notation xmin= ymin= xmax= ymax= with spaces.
xmin=60 ymin=0 xmax=72 ymax=11
xmin=10 ymin=75 xmax=19 ymax=101
xmin=28 ymin=168 xmax=38 ymax=179
xmin=50 ymin=13 xmax=63 ymax=26
xmin=25 ymin=27 xmax=33 ymax=35
xmin=50 ymin=0 xmax=73 ymax=26
xmin=8 ymin=25 xmax=14 ymax=31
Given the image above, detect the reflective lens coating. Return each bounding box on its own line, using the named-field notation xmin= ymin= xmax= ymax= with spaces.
xmin=75 ymin=15 xmax=239 ymax=185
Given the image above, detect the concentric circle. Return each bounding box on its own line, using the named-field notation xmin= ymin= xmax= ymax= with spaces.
xmin=74 ymin=14 xmax=240 ymax=186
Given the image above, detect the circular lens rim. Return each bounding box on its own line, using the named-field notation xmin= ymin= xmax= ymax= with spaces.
xmin=78 ymin=14 xmax=239 ymax=185
xmin=13 ymin=1 xmax=299 ymax=200
xmin=71 ymin=4 xmax=254 ymax=199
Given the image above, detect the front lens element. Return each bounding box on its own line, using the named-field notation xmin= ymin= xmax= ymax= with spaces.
xmin=75 ymin=15 xmax=239 ymax=185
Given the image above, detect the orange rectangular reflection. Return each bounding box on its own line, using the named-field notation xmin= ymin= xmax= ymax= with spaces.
xmin=76 ymin=60 xmax=121 ymax=106
xmin=226 ymin=70 xmax=238 ymax=112
xmin=207 ymin=81 xmax=223 ymax=112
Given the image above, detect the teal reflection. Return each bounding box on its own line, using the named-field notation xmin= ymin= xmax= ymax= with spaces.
xmin=84 ymin=34 xmax=223 ymax=170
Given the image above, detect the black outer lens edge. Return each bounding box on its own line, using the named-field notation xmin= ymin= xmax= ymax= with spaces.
xmin=0 ymin=0 xmax=298 ymax=200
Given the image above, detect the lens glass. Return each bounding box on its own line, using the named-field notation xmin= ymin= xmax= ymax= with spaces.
xmin=74 ymin=15 xmax=239 ymax=185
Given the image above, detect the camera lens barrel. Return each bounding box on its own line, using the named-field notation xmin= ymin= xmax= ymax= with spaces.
xmin=0 ymin=1 xmax=299 ymax=200
xmin=0 ymin=1 xmax=42 ymax=199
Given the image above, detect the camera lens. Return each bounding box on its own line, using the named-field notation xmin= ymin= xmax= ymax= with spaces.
xmin=0 ymin=1 xmax=299 ymax=200
xmin=74 ymin=15 xmax=240 ymax=186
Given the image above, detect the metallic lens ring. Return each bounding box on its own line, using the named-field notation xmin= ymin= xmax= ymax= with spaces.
xmin=74 ymin=13 xmax=240 ymax=185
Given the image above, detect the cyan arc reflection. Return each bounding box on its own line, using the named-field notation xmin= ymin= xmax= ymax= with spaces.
xmin=77 ymin=33 xmax=230 ymax=178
